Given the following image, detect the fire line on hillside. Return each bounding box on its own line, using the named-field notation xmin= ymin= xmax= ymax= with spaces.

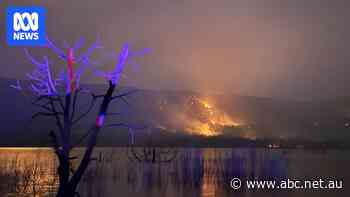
xmin=157 ymin=95 xmax=249 ymax=137
xmin=184 ymin=96 xmax=241 ymax=136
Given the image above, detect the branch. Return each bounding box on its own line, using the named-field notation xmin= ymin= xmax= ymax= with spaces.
xmin=73 ymin=37 xmax=85 ymax=51
xmin=110 ymin=89 xmax=138 ymax=100
xmin=24 ymin=49 xmax=59 ymax=95
xmin=24 ymin=48 xmax=44 ymax=67
xmin=76 ymin=36 xmax=102 ymax=64
xmin=56 ymin=96 xmax=65 ymax=112
xmin=158 ymin=149 xmax=178 ymax=163
xmin=48 ymin=97 xmax=64 ymax=137
xmin=70 ymin=89 xmax=80 ymax=121
xmin=46 ymin=37 xmax=66 ymax=60
xmin=49 ymin=130 xmax=63 ymax=157
xmin=32 ymin=112 xmax=63 ymax=119
xmin=73 ymin=127 xmax=94 ymax=147
xmin=32 ymin=101 xmax=53 ymax=112
xmin=10 ymin=80 xmax=22 ymax=91
xmin=33 ymin=95 xmax=49 ymax=104
xmin=127 ymin=147 xmax=143 ymax=162
xmin=72 ymin=93 xmax=98 ymax=125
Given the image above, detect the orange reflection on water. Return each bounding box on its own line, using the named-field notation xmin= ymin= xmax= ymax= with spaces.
xmin=0 ymin=148 xmax=58 ymax=196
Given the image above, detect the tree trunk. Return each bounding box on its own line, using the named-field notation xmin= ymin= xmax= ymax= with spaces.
xmin=56 ymin=156 xmax=73 ymax=197
xmin=55 ymin=81 xmax=116 ymax=197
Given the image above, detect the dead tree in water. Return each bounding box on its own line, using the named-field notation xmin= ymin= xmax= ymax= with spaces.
xmin=127 ymin=128 xmax=178 ymax=163
xmin=11 ymin=36 xmax=150 ymax=197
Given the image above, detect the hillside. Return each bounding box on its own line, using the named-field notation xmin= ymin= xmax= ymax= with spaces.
xmin=1 ymin=78 xmax=349 ymax=146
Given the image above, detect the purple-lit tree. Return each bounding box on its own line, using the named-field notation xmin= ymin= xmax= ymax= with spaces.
xmin=12 ymin=36 xmax=149 ymax=197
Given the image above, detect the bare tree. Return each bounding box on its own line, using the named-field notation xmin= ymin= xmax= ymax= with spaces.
xmin=11 ymin=36 xmax=150 ymax=197
xmin=127 ymin=128 xmax=178 ymax=163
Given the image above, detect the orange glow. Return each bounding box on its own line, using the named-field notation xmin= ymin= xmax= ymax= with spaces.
xmin=185 ymin=97 xmax=241 ymax=136
xmin=199 ymin=100 xmax=213 ymax=110
xmin=186 ymin=121 xmax=217 ymax=136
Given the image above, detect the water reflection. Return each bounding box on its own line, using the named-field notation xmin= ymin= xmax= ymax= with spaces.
xmin=0 ymin=148 xmax=348 ymax=197
xmin=0 ymin=148 xmax=58 ymax=196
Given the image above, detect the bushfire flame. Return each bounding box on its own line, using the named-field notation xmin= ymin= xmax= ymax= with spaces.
xmin=185 ymin=96 xmax=240 ymax=136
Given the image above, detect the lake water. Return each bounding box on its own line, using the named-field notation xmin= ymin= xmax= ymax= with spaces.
xmin=0 ymin=147 xmax=349 ymax=197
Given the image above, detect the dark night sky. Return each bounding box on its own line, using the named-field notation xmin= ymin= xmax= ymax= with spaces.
xmin=1 ymin=0 xmax=350 ymax=100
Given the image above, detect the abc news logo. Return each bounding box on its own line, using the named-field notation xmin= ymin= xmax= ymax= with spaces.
xmin=6 ymin=7 xmax=46 ymax=46
xmin=13 ymin=12 xmax=39 ymax=40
